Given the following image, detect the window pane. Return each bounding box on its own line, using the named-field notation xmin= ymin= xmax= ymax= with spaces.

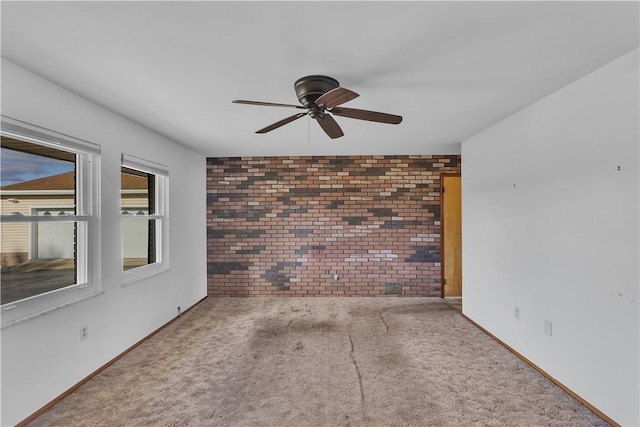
xmin=1 ymin=137 xmax=78 ymax=305
xmin=1 ymin=139 xmax=76 ymax=215
xmin=121 ymin=166 xmax=158 ymax=272
xmin=121 ymin=167 xmax=153 ymax=214
xmin=1 ymin=221 xmax=77 ymax=304
xmin=122 ymin=218 xmax=157 ymax=270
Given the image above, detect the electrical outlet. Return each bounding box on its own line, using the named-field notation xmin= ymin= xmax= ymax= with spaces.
xmin=80 ymin=325 xmax=88 ymax=341
xmin=514 ymin=306 xmax=520 ymax=320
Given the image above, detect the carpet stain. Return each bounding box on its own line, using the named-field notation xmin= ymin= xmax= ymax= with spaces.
xmin=251 ymin=319 xmax=337 ymax=343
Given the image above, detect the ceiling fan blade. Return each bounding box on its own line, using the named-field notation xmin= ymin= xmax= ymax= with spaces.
xmin=233 ymin=100 xmax=305 ymax=109
xmin=314 ymin=87 xmax=359 ymax=109
xmin=330 ymin=107 xmax=402 ymax=124
xmin=316 ymin=114 xmax=344 ymax=139
xmin=256 ymin=112 xmax=307 ymax=134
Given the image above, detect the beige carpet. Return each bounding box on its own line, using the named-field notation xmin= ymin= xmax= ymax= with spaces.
xmin=29 ymin=298 xmax=607 ymax=426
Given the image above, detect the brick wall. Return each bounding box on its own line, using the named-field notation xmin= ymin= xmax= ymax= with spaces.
xmin=207 ymin=155 xmax=461 ymax=297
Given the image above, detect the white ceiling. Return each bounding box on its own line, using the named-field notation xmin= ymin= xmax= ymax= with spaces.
xmin=1 ymin=1 xmax=638 ymax=157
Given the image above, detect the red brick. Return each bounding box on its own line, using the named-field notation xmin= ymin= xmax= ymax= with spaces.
xmin=207 ymin=155 xmax=460 ymax=297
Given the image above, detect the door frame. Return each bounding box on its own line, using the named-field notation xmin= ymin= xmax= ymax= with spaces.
xmin=440 ymin=173 xmax=462 ymax=298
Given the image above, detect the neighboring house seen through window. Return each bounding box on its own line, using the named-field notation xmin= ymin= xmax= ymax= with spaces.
xmin=0 ymin=118 xmax=100 ymax=327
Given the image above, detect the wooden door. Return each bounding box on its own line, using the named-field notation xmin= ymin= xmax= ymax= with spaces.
xmin=442 ymin=175 xmax=462 ymax=297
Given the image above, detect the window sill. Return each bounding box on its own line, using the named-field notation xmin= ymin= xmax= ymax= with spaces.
xmin=1 ymin=290 xmax=105 ymax=330
xmin=121 ymin=263 xmax=170 ymax=287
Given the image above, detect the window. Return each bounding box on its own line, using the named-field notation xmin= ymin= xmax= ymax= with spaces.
xmin=1 ymin=117 xmax=100 ymax=327
xmin=121 ymin=153 xmax=168 ymax=284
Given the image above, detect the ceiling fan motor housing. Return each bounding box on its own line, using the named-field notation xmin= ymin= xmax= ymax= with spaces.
xmin=294 ymin=75 xmax=339 ymax=109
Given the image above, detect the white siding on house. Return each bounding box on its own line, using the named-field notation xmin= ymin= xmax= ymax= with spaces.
xmin=36 ymin=219 xmax=74 ymax=259
xmin=121 ymin=197 xmax=151 ymax=260
xmin=1 ymin=198 xmax=74 ymax=257
xmin=122 ymin=215 xmax=149 ymax=259
xmin=1 ymin=196 xmax=148 ymax=261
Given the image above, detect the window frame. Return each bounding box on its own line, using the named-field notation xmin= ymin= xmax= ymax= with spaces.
xmin=120 ymin=153 xmax=169 ymax=285
xmin=1 ymin=116 xmax=101 ymax=329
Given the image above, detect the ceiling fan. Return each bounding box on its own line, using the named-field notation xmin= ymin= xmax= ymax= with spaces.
xmin=233 ymin=75 xmax=402 ymax=139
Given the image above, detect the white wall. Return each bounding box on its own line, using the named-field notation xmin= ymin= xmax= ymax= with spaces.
xmin=0 ymin=59 xmax=208 ymax=426
xmin=462 ymin=49 xmax=639 ymax=426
